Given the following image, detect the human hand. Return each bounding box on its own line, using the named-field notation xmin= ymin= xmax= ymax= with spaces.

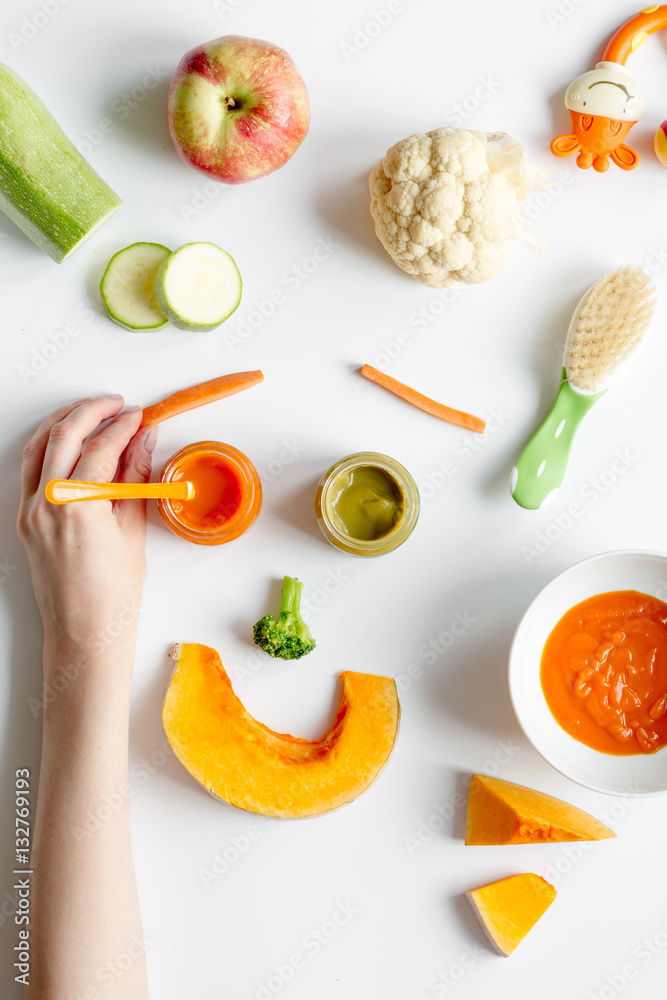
xmin=17 ymin=396 xmax=158 ymax=670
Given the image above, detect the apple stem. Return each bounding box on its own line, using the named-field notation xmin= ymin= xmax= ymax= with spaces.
xmin=224 ymin=96 xmax=237 ymax=109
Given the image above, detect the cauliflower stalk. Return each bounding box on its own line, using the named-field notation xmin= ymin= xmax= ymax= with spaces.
xmin=369 ymin=127 xmax=550 ymax=288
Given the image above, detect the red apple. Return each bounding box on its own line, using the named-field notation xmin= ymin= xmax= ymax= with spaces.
xmin=167 ymin=35 xmax=309 ymax=184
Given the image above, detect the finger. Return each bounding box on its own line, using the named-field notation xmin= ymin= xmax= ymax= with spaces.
xmin=115 ymin=423 xmax=159 ymax=530
xmin=118 ymin=424 xmax=158 ymax=485
xmin=72 ymin=406 xmax=143 ymax=483
xmin=20 ymin=397 xmax=90 ymax=503
xmin=38 ymin=395 xmax=126 ymax=490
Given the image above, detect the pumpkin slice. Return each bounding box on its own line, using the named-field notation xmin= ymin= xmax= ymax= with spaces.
xmin=465 ymin=774 xmax=615 ymax=845
xmin=162 ymin=643 xmax=400 ymax=818
xmin=466 ymin=874 xmax=556 ymax=956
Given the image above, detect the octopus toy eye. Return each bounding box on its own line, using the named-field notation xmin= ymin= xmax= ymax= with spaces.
xmin=580 ymin=115 xmax=594 ymax=131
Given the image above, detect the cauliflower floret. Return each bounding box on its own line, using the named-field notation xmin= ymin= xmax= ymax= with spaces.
xmin=369 ymin=127 xmax=550 ymax=288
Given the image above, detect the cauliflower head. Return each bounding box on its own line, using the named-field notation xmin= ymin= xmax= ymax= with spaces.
xmin=369 ymin=127 xmax=550 ymax=289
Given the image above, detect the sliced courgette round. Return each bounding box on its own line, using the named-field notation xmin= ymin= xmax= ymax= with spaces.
xmin=154 ymin=242 xmax=242 ymax=332
xmin=100 ymin=242 xmax=171 ymax=331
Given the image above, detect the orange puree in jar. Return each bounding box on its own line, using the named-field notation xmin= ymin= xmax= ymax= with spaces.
xmin=158 ymin=441 xmax=261 ymax=545
xmin=171 ymin=453 xmax=243 ymax=530
xmin=540 ymin=591 xmax=667 ymax=755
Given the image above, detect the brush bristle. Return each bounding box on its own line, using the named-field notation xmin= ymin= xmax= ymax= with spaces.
xmin=565 ymin=266 xmax=656 ymax=393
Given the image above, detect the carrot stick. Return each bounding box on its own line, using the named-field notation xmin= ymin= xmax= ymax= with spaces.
xmin=359 ymin=364 xmax=486 ymax=434
xmin=141 ymin=371 xmax=264 ymax=426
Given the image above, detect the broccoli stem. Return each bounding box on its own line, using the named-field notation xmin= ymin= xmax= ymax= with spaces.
xmin=279 ymin=576 xmax=303 ymax=617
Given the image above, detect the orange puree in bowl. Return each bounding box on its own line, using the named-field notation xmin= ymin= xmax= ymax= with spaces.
xmin=171 ymin=453 xmax=243 ymax=530
xmin=540 ymin=591 xmax=667 ymax=755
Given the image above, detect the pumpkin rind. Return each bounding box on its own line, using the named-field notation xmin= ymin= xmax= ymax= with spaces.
xmin=465 ymin=774 xmax=616 ymax=845
xmin=162 ymin=643 xmax=400 ymax=818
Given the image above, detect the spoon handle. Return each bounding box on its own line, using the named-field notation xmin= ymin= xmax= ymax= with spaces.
xmin=45 ymin=479 xmax=192 ymax=504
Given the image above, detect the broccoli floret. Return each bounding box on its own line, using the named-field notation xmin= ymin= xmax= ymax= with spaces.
xmin=253 ymin=576 xmax=316 ymax=660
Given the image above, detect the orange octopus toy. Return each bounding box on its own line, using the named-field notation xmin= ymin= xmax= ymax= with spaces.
xmin=551 ymin=5 xmax=667 ymax=172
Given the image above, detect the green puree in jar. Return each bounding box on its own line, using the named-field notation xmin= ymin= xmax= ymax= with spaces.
xmin=329 ymin=465 xmax=405 ymax=541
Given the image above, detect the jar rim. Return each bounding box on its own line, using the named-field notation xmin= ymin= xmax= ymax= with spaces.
xmin=316 ymin=451 xmax=419 ymax=556
xmin=158 ymin=441 xmax=261 ymax=545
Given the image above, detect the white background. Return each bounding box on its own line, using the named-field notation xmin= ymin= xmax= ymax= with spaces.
xmin=2 ymin=0 xmax=667 ymax=997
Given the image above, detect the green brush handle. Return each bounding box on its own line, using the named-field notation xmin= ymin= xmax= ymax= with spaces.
xmin=511 ymin=369 xmax=606 ymax=509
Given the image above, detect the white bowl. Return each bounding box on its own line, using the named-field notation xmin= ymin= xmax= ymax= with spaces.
xmin=509 ymin=549 xmax=667 ymax=796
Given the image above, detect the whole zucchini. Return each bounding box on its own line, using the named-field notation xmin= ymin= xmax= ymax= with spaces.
xmin=0 ymin=64 xmax=121 ymax=262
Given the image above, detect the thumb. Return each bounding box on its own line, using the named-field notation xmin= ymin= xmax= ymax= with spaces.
xmin=116 ymin=423 xmax=159 ymax=527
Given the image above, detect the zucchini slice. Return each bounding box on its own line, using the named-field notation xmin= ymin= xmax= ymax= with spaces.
xmin=155 ymin=242 xmax=242 ymax=332
xmin=101 ymin=243 xmax=171 ymax=331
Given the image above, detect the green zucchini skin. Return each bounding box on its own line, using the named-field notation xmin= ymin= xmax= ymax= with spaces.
xmin=0 ymin=64 xmax=121 ymax=262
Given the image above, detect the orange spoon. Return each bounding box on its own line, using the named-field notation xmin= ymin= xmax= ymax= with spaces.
xmin=45 ymin=479 xmax=194 ymax=505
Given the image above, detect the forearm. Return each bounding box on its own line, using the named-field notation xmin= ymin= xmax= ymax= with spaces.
xmin=26 ymin=644 xmax=149 ymax=1000
xmin=18 ymin=397 xmax=154 ymax=999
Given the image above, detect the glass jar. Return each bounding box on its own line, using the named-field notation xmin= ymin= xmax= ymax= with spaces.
xmin=158 ymin=441 xmax=262 ymax=545
xmin=315 ymin=452 xmax=419 ymax=557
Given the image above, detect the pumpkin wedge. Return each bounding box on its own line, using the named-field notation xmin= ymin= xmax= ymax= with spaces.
xmin=466 ymin=874 xmax=556 ymax=956
xmin=162 ymin=643 xmax=400 ymax=818
xmin=465 ymin=774 xmax=615 ymax=845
